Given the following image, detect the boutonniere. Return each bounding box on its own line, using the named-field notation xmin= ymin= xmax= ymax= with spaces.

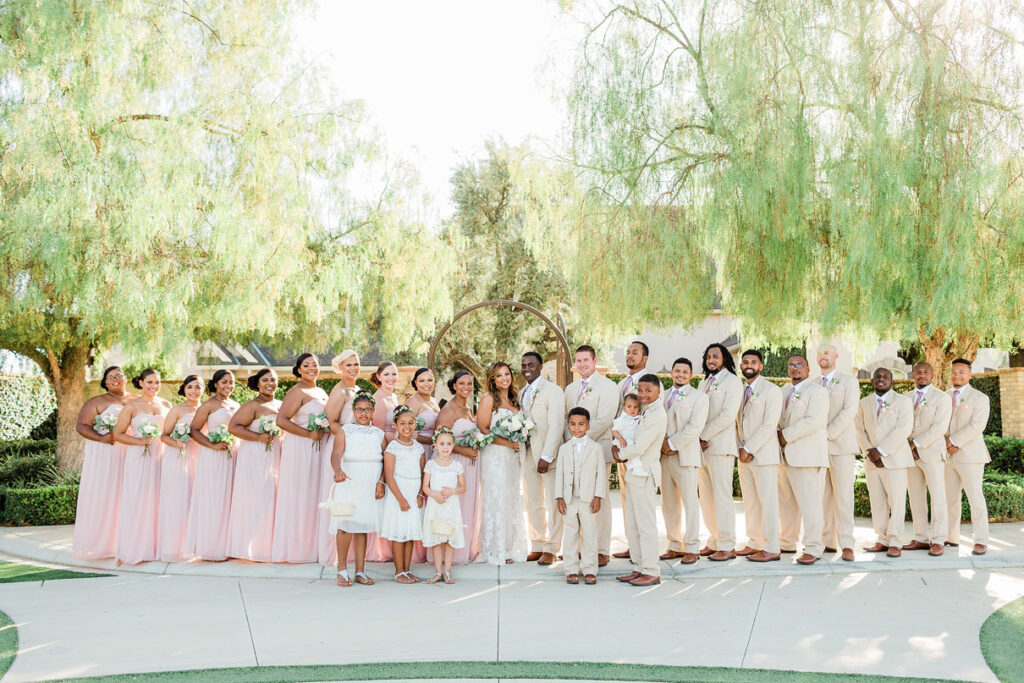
xmin=748 ymin=391 xmax=759 ymax=402
xmin=881 ymin=399 xmax=891 ymax=410
xmin=955 ymin=395 xmax=965 ymax=406
xmin=793 ymin=390 xmax=803 ymax=401
xmin=710 ymin=382 xmax=721 ymax=392
xmin=581 ymin=384 xmax=594 ymax=400
xmin=828 ymin=377 xmax=840 ymax=388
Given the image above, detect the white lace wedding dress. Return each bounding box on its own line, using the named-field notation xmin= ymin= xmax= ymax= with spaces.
xmin=478 ymin=408 xmax=528 ymax=565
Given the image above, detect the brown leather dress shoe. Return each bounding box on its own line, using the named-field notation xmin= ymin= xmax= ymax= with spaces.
xmin=928 ymin=544 xmax=944 ymax=556
xmin=566 ymin=574 xmax=579 ymax=584
xmin=886 ymin=547 xmax=902 ymax=557
xmin=841 ymin=548 xmax=855 ymax=561
xmin=616 ymin=571 xmax=641 ymax=582
xmin=678 ymin=553 xmax=699 ymax=565
xmin=598 ymin=554 xmax=609 ymax=567
xmin=824 ymin=546 xmax=837 ymax=553
xmin=584 ymin=574 xmax=597 ymax=585
xmin=973 ymin=544 xmax=987 ymax=555
xmin=612 ymin=550 xmax=631 ymax=559
xmin=863 ymin=543 xmax=889 ymax=553
xmin=780 ymin=549 xmax=797 ymax=554
xmin=526 ymin=552 xmax=543 ymax=562
xmin=747 ymin=551 xmax=781 ymax=562
xmin=629 ymin=574 xmax=661 ymax=586
xmin=709 ymin=550 xmax=737 ymax=561
xmin=699 ymin=546 xmax=715 ymax=556
xmin=944 ymin=541 xmax=959 ymax=547
xmin=735 ymin=546 xmax=759 ymax=557
xmin=795 ymin=553 xmax=819 ymax=565
xmin=659 ymin=550 xmax=684 ymax=560
xmin=902 ymin=540 xmax=930 ymax=551
xmin=537 ymin=552 xmax=557 ymax=565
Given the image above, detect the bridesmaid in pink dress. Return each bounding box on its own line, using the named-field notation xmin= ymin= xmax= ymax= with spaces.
xmin=113 ymin=369 xmax=171 ymax=565
xmin=184 ymin=370 xmax=239 ymax=561
xmin=406 ymin=367 xmax=441 ymax=564
xmin=73 ymin=366 xmax=136 ymax=559
xmin=318 ymin=349 xmax=361 ymax=567
xmin=226 ymin=368 xmax=282 ymax=562
xmin=273 ymin=353 xmax=329 ymax=563
xmin=369 ymin=361 xmax=400 ymax=562
xmin=435 ymin=370 xmax=483 ymax=565
xmin=157 ymin=375 xmax=203 ymax=562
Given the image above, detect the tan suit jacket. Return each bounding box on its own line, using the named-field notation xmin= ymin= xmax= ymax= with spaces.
xmin=564 ymin=372 xmax=619 ymax=462
xmin=554 ymin=439 xmax=606 ymax=504
xmin=778 ymin=381 xmax=830 ymax=467
xmin=738 ymin=378 xmax=783 ymax=466
xmin=817 ymin=372 xmax=861 ymax=456
xmin=664 ymin=386 xmax=709 ymax=468
xmin=618 ymin=401 xmax=668 ymax=485
xmin=855 ymin=390 xmax=914 ymax=468
xmin=520 ymin=378 xmax=565 ymax=464
xmin=946 ymin=384 xmax=991 ymax=464
xmin=698 ymin=370 xmax=743 ymax=455
xmin=909 ymin=385 xmax=953 ymax=463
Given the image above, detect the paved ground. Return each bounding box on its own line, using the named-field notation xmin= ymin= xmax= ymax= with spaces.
xmin=0 ymin=501 xmax=1021 ymax=682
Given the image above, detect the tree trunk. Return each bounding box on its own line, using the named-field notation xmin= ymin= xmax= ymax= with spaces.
xmin=918 ymin=327 xmax=979 ymax=390
xmin=25 ymin=342 xmax=92 ymax=471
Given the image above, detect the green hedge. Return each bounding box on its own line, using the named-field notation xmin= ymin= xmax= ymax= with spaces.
xmin=985 ymin=436 xmax=1024 ymax=474
xmin=852 ymin=471 xmax=1024 ymax=521
xmin=0 ymin=375 xmax=55 ymax=442
xmin=0 ymin=485 xmax=78 ymax=525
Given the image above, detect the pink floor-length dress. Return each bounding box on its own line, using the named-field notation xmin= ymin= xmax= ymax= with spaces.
xmin=116 ymin=413 xmax=165 ymax=565
xmin=368 ymin=405 xmax=396 ymax=562
xmin=318 ymin=395 xmax=355 ymax=566
xmin=184 ymin=408 xmax=236 ymax=561
xmin=158 ymin=436 xmax=197 ymax=562
xmin=450 ymin=417 xmax=483 ymax=565
xmin=226 ymin=418 xmax=281 ymax=562
xmin=272 ymin=391 xmax=328 ymax=563
xmin=72 ymin=404 xmax=126 ymax=559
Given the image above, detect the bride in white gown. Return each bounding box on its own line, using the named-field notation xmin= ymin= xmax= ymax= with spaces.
xmin=476 ymin=361 xmax=528 ymax=565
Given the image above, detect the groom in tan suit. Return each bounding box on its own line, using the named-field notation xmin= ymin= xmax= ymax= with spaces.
xmin=613 ymin=374 xmax=667 ymax=586
xmin=855 ymin=368 xmax=914 ymax=558
xmin=777 ymin=355 xmax=830 ymax=565
xmin=519 ymin=351 xmax=566 ymax=565
xmin=903 ymin=362 xmax=951 ymax=556
xmin=563 ymin=345 xmax=619 ymax=566
xmin=945 ymin=358 xmax=991 ymax=555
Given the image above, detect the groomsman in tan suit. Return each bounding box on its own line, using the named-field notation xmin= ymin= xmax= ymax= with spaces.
xmin=697 ymin=343 xmax=743 ymax=561
xmin=659 ymin=357 xmax=709 ymax=565
xmin=855 ymin=368 xmax=914 ymax=558
xmin=815 ymin=345 xmax=860 ymax=562
xmin=902 ymin=362 xmax=951 ymax=556
xmin=945 ymin=358 xmax=991 ymax=555
xmin=612 ymin=374 xmax=667 ymax=586
xmin=736 ymin=350 xmax=783 ymax=563
xmin=611 ymin=340 xmax=652 ymax=559
xmin=563 ymin=345 xmax=619 ymax=566
xmin=519 ymin=351 xmax=566 ymax=565
xmin=776 ymin=355 xmax=829 ymax=565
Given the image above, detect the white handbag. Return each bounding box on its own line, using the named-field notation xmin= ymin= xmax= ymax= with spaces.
xmin=321 ymin=482 xmax=356 ymax=517
xmin=430 ymin=519 xmax=455 ymax=536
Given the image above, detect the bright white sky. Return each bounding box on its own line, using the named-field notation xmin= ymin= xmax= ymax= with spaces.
xmin=294 ymin=0 xmax=585 ymax=219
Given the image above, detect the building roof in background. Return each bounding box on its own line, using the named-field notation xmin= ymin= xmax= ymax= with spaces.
xmin=196 ymin=342 xmax=387 ymax=369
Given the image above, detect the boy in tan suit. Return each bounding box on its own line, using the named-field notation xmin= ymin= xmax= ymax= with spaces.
xmin=660 ymin=357 xmax=709 ymax=565
xmin=612 ymin=374 xmax=667 ymax=586
xmin=563 ymin=345 xmax=619 ymax=566
xmin=815 ymin=344 xmax=860 ymax=562
xmin=736 ymin=350 xmax=783 ymax=563
xmin=903 ymin=362 xmax=951 ymax=556
xmin=777 ymin=355 xmax=830 ymax=565
xmin=945 ymin=358 xmax=991 ymax=555
xmin=855 ymin=368 xmax=914 ymax=558
xmin=556 ymin=407 xmax=606 ymax=584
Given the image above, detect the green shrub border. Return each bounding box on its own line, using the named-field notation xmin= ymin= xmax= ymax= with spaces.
xmin=0 ymin=484 xmax=78 ymax=525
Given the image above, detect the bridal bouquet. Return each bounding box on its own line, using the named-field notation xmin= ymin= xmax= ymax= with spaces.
xmin=169 ymin=420 xmax=191 ymax=457
xmin=454 ymin=428 xmax=494 ymax=463
xmin=93 ymin=412 xmax=118 ymax=434
xmin=490 ymin=413 xmax=536 ymax=444
xmin=307 ymin=412 xmax=330 ymax=451
xmin=258 ymin=415 xmax=281 ymax=451
xmin=138 ymin=422 xmax=161 ymax=456
xmin=209 ymin=424 xmax=235 ymax=456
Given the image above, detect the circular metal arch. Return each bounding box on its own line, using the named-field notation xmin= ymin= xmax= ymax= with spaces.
xmin=427 ymin=299 xmax=574 ymax=388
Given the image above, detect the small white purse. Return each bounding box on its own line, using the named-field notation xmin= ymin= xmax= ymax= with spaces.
xmin=430 ymin=520 xmax=455 ymax=536
xmin=321 ymin=482 xmax=356 ymax=517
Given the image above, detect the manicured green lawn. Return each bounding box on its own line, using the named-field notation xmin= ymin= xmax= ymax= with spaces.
xmin=980 ymin=595 xmax=1024 ymax=682
xmin=0 ymin=609 xmax=16 ymax=679
xmin=0 ymin=560 xmax=110 ymax=583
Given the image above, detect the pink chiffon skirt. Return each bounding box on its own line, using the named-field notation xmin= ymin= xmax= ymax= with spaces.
xmin=317 ymin=435 xmax=338 ymax=566
xmin=158 ymin=440 xmax=197 ymax=562
xmin=184 ymin=445 xmax=235 ymax=561
xmin=272 ymin=434 xmax=321 ymax=563
xmin=72 ymin=440 xmax=125 ymax=559
xmin=227 ymin=438 xmax=280 ymax=562
xmin=116 ymin=442 xmax=162 ymax=565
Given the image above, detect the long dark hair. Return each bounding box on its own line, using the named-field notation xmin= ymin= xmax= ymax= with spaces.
xmin=485 ymin=361 xmax=519 ymax=410
xmin=702 ymin=343 xmax=736 ymax=376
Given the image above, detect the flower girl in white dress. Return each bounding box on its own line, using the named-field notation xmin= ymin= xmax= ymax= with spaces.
xmin=379 ymin=406 xmax=426 ymax=584
xmin=421 ymin=427 xmax=467 ymax=584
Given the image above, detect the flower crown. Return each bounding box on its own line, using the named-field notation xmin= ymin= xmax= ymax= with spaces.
xmin=432 ymin=426 xmax=455 ymax=444
xmin=392 ymin=404 xmax=414 ymax=420
xmin=353 ymin=390 xmax=376 ymax=406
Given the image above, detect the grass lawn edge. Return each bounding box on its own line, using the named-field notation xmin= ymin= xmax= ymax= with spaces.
xmin=980 ymin=594 xmax=1024 ymax=682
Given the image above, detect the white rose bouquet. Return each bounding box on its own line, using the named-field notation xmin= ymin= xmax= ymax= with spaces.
xmin=415 ymin=415 xmax=427 ymax=431
xmin=307 ymin=412 xmax=330 ymax=451
xmin=258 ymin=415 xmax=281 ymax=451
xmin=138 ymin=421 xmax=161 ymax=456
xmin=209 ymin=424 xmax=236 ymax=456
xmin=490 ymin=413 xmax=536 ymax=444
xmin=170 ymin=421 xmax=191 ymax=457
xmin=454 ymin=428 xmax=495 ymax=463
xmin=93 ymin=412 xmax=118 ymax=435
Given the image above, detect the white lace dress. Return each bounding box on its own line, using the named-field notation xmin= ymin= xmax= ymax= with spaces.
xmin=329 ymin=423 xmax=385 ymax=534
xmin=378 ymin=440 xmax=424 ymax=542
xmin=478 ymin=408 xmax=528 ymax=564
xmin=421 ymin=458 xmax=466 ymax=549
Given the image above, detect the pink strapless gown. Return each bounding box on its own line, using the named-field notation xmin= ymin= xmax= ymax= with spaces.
xmin=272 ymin=393 xmax=327 ymax=563
xmin=184 ymin=407 xmax=236 ymax=561
xmin=227 ymin=417 xmax=281 ymax=562
xmin=73 ymin=404 xmax=125 ymax=559
xmin=451 ymin=417 xmax=482 ymax=564
xmin=318 ymin=399 xmax=356 ymax=566
xmin=116 ymin=412 xmax=165 ymax=565
xmin=159 ymin=435 xmax=197 ymax=562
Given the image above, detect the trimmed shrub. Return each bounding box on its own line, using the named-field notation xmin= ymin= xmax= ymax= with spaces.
xmin=853 ymin=470 xmax=1024 ymax=521
xmin=0 ymin=485 xmax=78 ymax=525
xmin=986 ymin=436 xmax=1024 ymax=474
xmin=0 ymin=452 xmax=57 ymax=487
xmin=0 ymin=375 xmax=56 ymax=441
xmin=27 ymin=410 xmax=57 ymax=440
xmin=0 ymin=439 xmax=55 ymax=462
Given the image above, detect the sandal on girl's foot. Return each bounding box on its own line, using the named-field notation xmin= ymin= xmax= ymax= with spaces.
xmin=336 ymin=569 xmax=352 ymax=587
xmin=443 ymin=571 xmax=455 ymax=584
xmin=394 ymin=572 xmax=413 ymax=584
xmin=505 ymin=558 xmax=514 ymax=564
xmin=426 ymin=573 xmax=443 ymax=584
xmin=354 ymin=571 xmax=374 ymax=585
xmin=407 ymin=572 xmax=422 ymax=583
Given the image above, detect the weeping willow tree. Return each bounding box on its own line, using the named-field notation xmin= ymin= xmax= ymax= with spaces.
xmin=0 ymin=1 xmax=450 ymax=468
xmin=567 ymin=0 xmax=1024 ymax=381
